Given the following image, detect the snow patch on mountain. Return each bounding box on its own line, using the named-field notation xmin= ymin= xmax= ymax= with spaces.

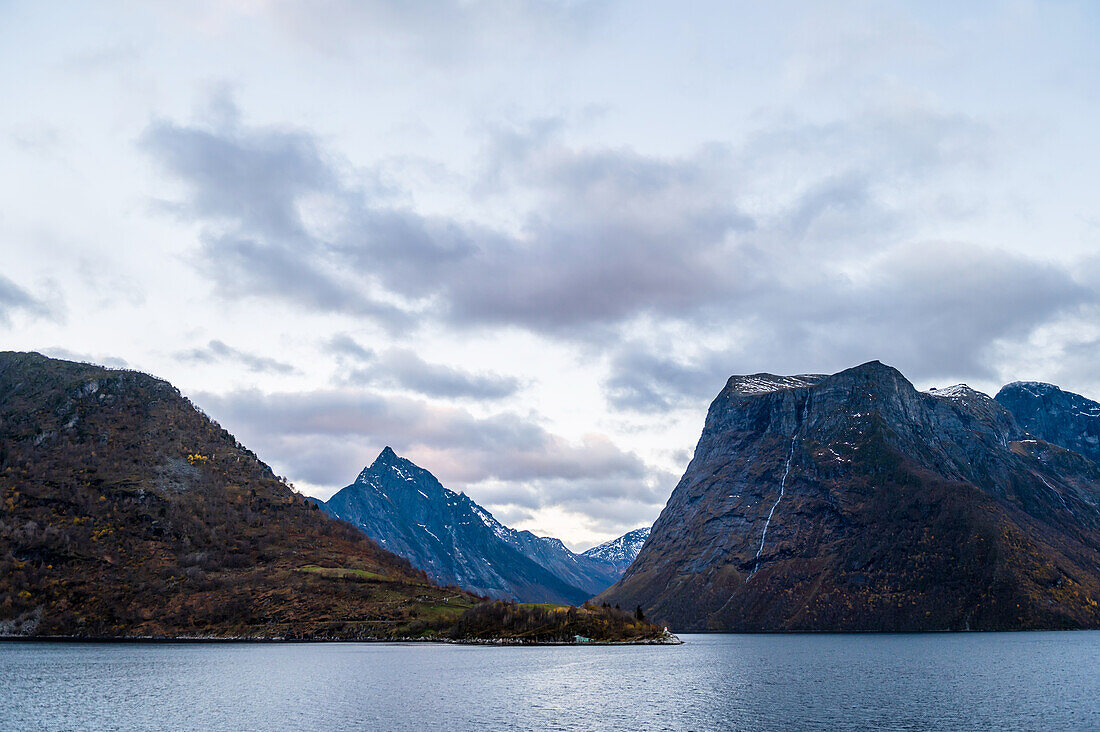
xmin=728 ymin=374 xmax=823 ymax=395
xmin=925 ymin=384 xmax=977 ymax=400
xmin=582 ymin=527 xmax=651 ymax=569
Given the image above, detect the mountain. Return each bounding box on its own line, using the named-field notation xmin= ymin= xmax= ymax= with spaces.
xmin=499 ymin=527 xmax=622 ymax=602
xmin=582 ymin=527 xmax=651 ymax=573
xmin=599 ymin=361 xmax=1100 ymax=632
xmin=0 ymin=351 xmax=668 ymax=642
xmin=320 ymin=448 xmax=621 ymax=604
xmin=995 ymin=381 xmax=1100 ymax=464
xmin=0 ymin=352 xmax=478 ymax=638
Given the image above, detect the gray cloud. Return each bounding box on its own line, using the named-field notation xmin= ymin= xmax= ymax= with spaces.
xmin=141 ymin=104 xmax=757 ymax=334
xmin=195 ymin=387 xmax=640 ymax=475
xmin=324 ymin=335 xmax=519 ymax=399
xmin=0 ymin=275 xmax=52 ymax=326
xmin=606 ymin=242 xmax=1092 ymax=411
xmin=140 ymin=114 xmax=413 ymax=331
xmin=143 ymin=109 xmax=333 ymax=240
xmin=371 ymin=349 xmax=520 ymax=399
xmin=193 ymin=387 xmax=653 ymax=521
xmin=176 ymin=339 xmax=297 ymax=374
xmin=39 ymin=347 xmax=130 ymax=370
xmin=326 ymin=333 xmax=376 ymax=361
xmin=604 ymin=343 xmax=735 ymax=412
xmin=143 ymin=99 xmax=1093 ymax=417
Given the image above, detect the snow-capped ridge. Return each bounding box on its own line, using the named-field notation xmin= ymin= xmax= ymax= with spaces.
xmin=925 ymin=384 xmax=990 ymax=400
xmin=727 ymin=374 xmax=824 ymax=395
xmin=582 ymin=527 xmax=651 ymax=569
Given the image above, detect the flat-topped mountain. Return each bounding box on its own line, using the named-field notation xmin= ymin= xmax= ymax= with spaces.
xmin=599 ymin=361 xmax=1100 ymax=631
xmin=319 ymin=448 xmax=622 ymax=604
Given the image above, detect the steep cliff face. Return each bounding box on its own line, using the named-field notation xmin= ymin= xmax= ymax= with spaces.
xmin=322 ymin=449 xmax=619 ymax=604
xmin=599 ymin=362 xmax=1100 ymax=631
xmin=996 ymin=381 xmax=1100 ymax=464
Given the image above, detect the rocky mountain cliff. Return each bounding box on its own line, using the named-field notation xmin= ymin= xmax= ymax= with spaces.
xmin=996 ymin=381 xmax=1100 ymax=464
xmin=320 ymin=449 xmax=621 ymax=604
xmin=582 ymin=527 xmax=651 ymax=573
xmin=599 ymin=361 xmax=1100 ymax=631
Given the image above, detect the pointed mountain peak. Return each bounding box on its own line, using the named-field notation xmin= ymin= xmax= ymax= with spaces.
xmin=842 ymin=360 xmax=904 ymax=379
xmin=355 ymin=446 xmax=414 ymax=484
xmin=827 ymin=360 xmax=915 ymax=394
xmin=349 ymin=447 xmax=462 ymax=503
xmin=367 ymin=446 xmax=411 ymax=473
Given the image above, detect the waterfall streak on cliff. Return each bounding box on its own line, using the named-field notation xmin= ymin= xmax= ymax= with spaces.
xmin=748 ymin=436 xmax=796 ymax=579
xmin=1036 ymin=473 xmax=1071 ymax=513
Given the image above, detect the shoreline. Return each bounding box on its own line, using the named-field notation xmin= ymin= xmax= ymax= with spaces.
xmin=0 ymin=632 xmax=683 ymax=646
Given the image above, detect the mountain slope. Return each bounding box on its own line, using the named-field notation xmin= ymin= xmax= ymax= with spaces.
xmin=0 ymin=352 xmax=480 ymax=638
xmin=599 ymin=361 xmax=1100 ymax=631
xmin=582 ymin=527 xmax=651 ymax=573
xmin=500 ymin=528 xmax=622 ymax=601
xmin=321 ymin=449 xmax=620 ymax=604
xmin=996 ymin=381 xmax=1100 ymax=464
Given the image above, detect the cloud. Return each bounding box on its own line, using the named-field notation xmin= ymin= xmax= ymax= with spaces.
xmin=193 ymin=386 xmax=655 ymax=520
xmin=323 ymin=335 xmax=520 ymax=399
xmin=247 ymin=0 xmax=606 ymax=65
xmin=372 ymin=349 xmax=520 ymax=399
xmin=605 ymin=241 xmax=1091 ymax=411
xmin=140 ymin=103 xmax=757 ymax=334
xmin=325 ymin=333 xmax=375 ymax=361
xmin=39 ymin=347 xmax=131 ymax=370
xmin=604 ymin=342 xmax=735 ymax=412
xmin=175 ymin=339 xmax=297 ymax=374
xmin=143 ymin=97 xmax=1093 ymax=417
xmin=987 ymin=297 xmax=1100 ymax=404
xmin=140 ymin=111 xmax=413 ymax=330
xmin=195 ymin=387 xmax=643 ymax=478
xmin=0 ymin=275 xmax=52 ymax=326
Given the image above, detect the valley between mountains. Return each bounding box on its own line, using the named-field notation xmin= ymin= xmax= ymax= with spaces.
xmin=2 ymin=351 xmax=1100 ymax=638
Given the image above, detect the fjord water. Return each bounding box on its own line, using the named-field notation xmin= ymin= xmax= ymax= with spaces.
xmin=3 ymin=634 xmax=1098 ymax=731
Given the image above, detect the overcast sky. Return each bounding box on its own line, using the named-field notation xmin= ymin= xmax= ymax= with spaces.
xmin=3 ymin=1 xmax=1100 ymax=549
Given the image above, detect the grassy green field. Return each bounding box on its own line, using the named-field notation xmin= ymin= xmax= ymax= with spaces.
xmin=296 ymin=565 xmax=392 ymax=582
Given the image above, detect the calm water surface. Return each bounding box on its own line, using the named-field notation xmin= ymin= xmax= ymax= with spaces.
xmin=2 ymin=633 xmax=1098 ymax=730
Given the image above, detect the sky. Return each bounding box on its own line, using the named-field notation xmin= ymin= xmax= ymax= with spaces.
xmin=2 ymin=0 xmax=1100 ymax=550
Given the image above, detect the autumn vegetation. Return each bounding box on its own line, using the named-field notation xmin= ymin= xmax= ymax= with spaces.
xmin=447 ymin=600 xmax=662 ymax=642
xmin=0 ymin=352 xmax=667 ymax=642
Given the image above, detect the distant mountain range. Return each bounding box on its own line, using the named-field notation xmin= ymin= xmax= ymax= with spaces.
xmin=0 ymin=352 xmax=666 ymax=643
xmin=600 ymin=362 xmax=1100 ymax=631
xmin=317 ymin=448 xmax=647 ymax=604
